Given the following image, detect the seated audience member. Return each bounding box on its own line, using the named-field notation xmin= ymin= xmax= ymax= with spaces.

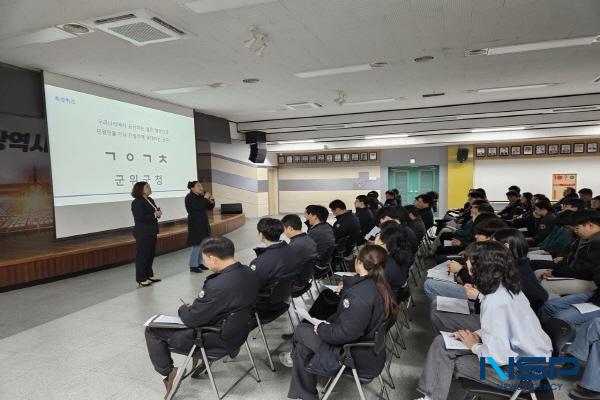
xmin=405 ymin=205 xmax=426 ymax=242
xmin=498 ymin=190 xmax=522 ymax=220
xmin=374 ymin=207 xmax=419 ymax=254
xmin=425 ymin=217 xmax=508 ymax=301
xmin=415 ymin=241 xmax=552 ymax=400
xmin=544 ymin=288 xmax=600 ymax=329
xmin=384 ymin=190 xmax=399 ymax=207
xmin=508 ymin=185 xmax=521 ymax=194
xmin=593 ymin=195 xmax=600 ymax=212
xmin=538 ymin=210 xmax=577 ymax=255
xmin=567 ymin=318 xmax=600 ymax=400
xmin=374 ymin=222 xmax=413 ymax=295
xmin=554 ymin=187 xmax=579 ymax=211
xmin=250 ymin=218 xmax=300 ymax=320
xmin=144 ymin=237 xmax=259 ymax=396
xmin=392 ymin=188 xmax=402 ymax=206
xmin=579 ymin=188 xmax=594 ymax=209
xmin=285 ymin=245 xmax=398 ymax=400
xmin=426 ymin=191 xmax=439 ymax=213
xmin=367 ymin=190 xmax=383 ymax=210
xmin=563 ymin=197 xmax=585 ymax=212
xmin=512 ymin=192 xmax=536 ymax=235
xmin=535 ymin=210 xmax=600 ymax=298
xmin=329 ymin=199 xmax=362 ymax=254
xmin=430 ymin=228 xmax=548 ymax=333
xmin=530 ymin=199 xmax=556 ymax=245
xmin=435 ymin=190 xmax=486 ymax=236
xmin=304 ymin=205 xmax=336 ymax=262
xmin=414 ymin=193 xmax=435 ymax=230
xmin=354 ymin=195 xmax=376 ymax=243
xmin=282 ymin=214 xmax=318 ymax=288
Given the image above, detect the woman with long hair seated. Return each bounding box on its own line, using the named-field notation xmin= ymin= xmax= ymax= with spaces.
xmin=285 ymin=245 xmax=399 ymax=400
xmin=415 ymin=241 xmax=552 ymax=400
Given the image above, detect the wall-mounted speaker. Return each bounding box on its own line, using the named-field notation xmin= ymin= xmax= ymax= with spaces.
xmin=457 ymin=148 xmax=469 ymax=163
xmin=221 ymin=203 xmax=243 ymax=214
xmin=245 ymin=131 xmax=267 ymax=163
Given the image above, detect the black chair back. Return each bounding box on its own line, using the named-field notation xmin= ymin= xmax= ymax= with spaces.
xmin=268 ymin=278 xmax=295 ymax=304
xmin=298 ymin=257 xmax=317 ymax=283
xmin=220 ymin=307 xmax=252 ymax=341
xmin=541 ymin=318 xmax=576 ymax=357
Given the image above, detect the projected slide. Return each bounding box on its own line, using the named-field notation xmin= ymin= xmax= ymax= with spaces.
xmin=45 ymin=84 xmax=197 ymax=237
xmin=45 ymin=85 xmax=196 ymax=206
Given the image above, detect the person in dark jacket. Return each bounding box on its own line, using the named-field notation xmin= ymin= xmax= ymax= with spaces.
xmin=304 ymin=205 xmax=336 ymax=262
xmin=329 ymin=199 xmax=361 ymax=255
xmin=250 ymin=218 xmax=300 ymax=322
xmin=384 ymin=190 xmax=399 ymax=207
xmin=554 ymin=187 xmax=578 ymax=211
xmin=374 ymin=207 xmax=419 ymax=254
xmin=285 ymin=245 xmax=399 ymax=400
xmin=498 ymin=190 xmax=522 ymax=220
xmin=354 ymin=195 xmax=376 ymax=243
xmin=530 ymin=199 xmax=556 ymax=245
xmin=592 ymin=195 xmax=600 ymax=212
xmin=131 ymin=181 xmax=162 ymax=286
xmin=185 ymin=181 xmax=215 ymax=273
xmin=579 ymin=188 xmax=594 ymax=209
xmin=404 ymin=205 xmax=426 ymax=242
xmin=414 ymin=193 xmax=435 ymax=230
xmin=537 ymin=210 xmax=600 ymax=298
xmin=282 ymin=214 xmax=318 ymax=288
xmin=374 ymin=223 xmax=412 ymax=295
xmin=144 ymin=237 xmax=259 ymax=397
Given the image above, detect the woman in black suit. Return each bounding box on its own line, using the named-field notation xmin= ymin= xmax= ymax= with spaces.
xmin=131 ymin=181 xmax=162 ymax=287
xmin=185 ymin=181 xmax=215 ymax=273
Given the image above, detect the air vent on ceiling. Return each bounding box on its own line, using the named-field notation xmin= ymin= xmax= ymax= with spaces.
xmin=84 ymin=9 xmax=186 ymax=46
xmin=594 ymin=75 xmax=600 ymax=83
xmin=422 ymin=92 xmax=445 ymax=98
xmin=284 ymin=102 xmax=323 ymax=110
xmin=465 ymin=49 xmax=489 ymax=56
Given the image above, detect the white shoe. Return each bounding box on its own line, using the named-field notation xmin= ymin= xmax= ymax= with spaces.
xmin=279 ymin=351 xmax=293 ymax=368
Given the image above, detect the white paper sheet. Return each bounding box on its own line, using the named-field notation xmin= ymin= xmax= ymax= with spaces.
xmin=334 ymin=272 xmax=355 ymax=277
xmin=323 ymin=285 xmax=341 ymax=292
xmin=441 ymin=331 xmax=468 ymax=350
xmin=572 ymin=303 xmax=600 ymax=314
xmin=143 ymin=314 xmax=185 ymax=327
xmin=293 ymin=300 xmax=326 ymax=325
xmin=364 ymin=226 xmax=380 ymax=240
xmin=436 ymin=296 xmax=470 ymax=315
xmin=427 ymin=268 xmax=455 ymax=282
xmin=443 ymin=240 xmax=453 ymax=247
xmin=545 ymin=277 xmax=576 ymax=281
xmin=528 ymin=253 xmax=553 ymax=261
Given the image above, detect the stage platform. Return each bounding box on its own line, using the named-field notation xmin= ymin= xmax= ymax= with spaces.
xmin=0 ymin=213 xmax=245 ymax=290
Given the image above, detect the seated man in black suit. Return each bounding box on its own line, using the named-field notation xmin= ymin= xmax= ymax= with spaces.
xmin=282 ymin=214 xmax=318 ymax=290
xmin=329 ymin=199 xmax=361 ymax=255
xmin=250 ymin=217 xmax=300 ymax=324
xmin=144 ymin=237 xmax=259 ymax=397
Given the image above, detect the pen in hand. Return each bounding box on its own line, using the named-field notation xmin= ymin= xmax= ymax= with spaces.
xmin=179 ymin=298 xmax=187 ymax=306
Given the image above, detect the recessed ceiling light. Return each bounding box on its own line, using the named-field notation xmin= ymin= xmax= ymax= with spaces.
xmin=466 ymin=35 xmax=600 ymax=56
xmin=474 ymin=84 xmax=554 ymax=93
xmin=207 ymin=82 xmax=225 ymax=88
xmin=365 ymin=133 xmax=409 ymax=140
xmin=59 ymin=23 xmax=91 ymax=34
xmin=413 ymin=55 xmax=435 ymax=63
xmin=242 ymin=78 xmax=260 ymax=83
xmin=369 ymin=61 xmax=389 ymax=68
xmin=471 ymin=126 xmax=526 ymax=133
xmin=295 ymin=62 xmax=389 ymax=78
xmin=343 ymin=98 xmax=398 ymax=106
xmin=275 ymin=139 xmax=316 ymax=144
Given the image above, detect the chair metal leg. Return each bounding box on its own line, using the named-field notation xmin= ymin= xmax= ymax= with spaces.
xmin=378 ymin=374 xmax=390 ymax=400
xmin=200 ymin=347 xmax=220 ymax=400
xmin=287 ymin=309 xmax=296 ymax=331
xmin=387 ymin=331 xmax=401 ymax=358
xmin=530 ymin=393 xmax=538 ymax=400
xmin=165 ymin=345 xmax=196 ymax=400
xmin=245 ymin=341 xmax=261 ymax=382
xmin=509 ymin=389 xmax=522 ymax=400
xmin=321 ymin=377 xmax=333 ymax=394
xmin=255 ymin=313 xmax=276 ymax=371
xmin=351 ymin=368 xmax=367 ymax=400
xmin=384 ymin=359 xmax=396 ymax=389
xmin=322 ymin=366 xmax=346 ymax=400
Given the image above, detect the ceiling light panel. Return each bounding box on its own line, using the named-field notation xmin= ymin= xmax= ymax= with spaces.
xmin=486 ymin=36 xmax=599 ymax=55
xmin=185 ymin=0 xmax=278 ymax=14
xmin=474 ymin=84 xmax=553 ymax=93
xmin=471 ymin=126 xmax=526 ymax=133
xmin=295 ymin=62 xmax=388 ymax=78
xmin=342 ymin=98 xmax=398 ymax=106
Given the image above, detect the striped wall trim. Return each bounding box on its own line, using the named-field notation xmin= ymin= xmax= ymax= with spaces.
xmin=211 ymin=169 xmax=268 ymax=193
xmin=279 ymin=177 xmax=381 ymax=191
xmin=196 ymin=152 xmax=271 ymax=168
